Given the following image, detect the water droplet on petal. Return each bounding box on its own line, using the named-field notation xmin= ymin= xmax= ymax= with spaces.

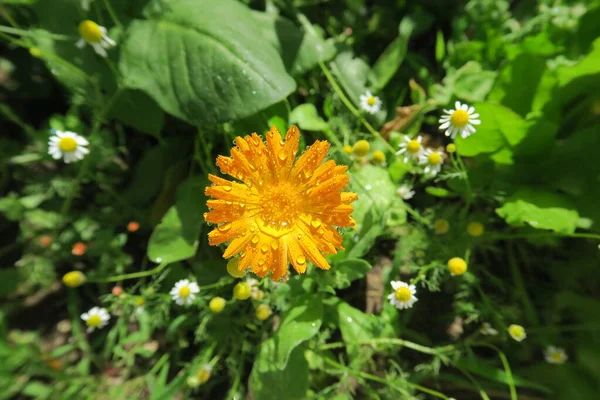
xmin=251 ymin=235 xmax=260 ymax=244
xmin=223 ymin=185 xmax=232 ymax=192
xmin=311 ymin=220 xmax=321 ymax=228
xmin=270 ymin=240 xmax=279 ymax=250
xmin=296 ymin=255 xmax=306 ymax=265
xmin=260 ymin=244 xmax=268 ymax=253
xmin=218 ymin=224 xmax=231 ymax=232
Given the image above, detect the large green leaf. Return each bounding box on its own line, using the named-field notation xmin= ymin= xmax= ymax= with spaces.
xmin=249 ymin=339 xmax=309 ymax=400
xmin=323 ymin=258 xmax=372 ymax=289
xmin=175 ymin=176 xmax=208 ymax=244
xmin=147 ymin=206 xmax=198 ymax=263
xmin=337 ymin=302 xmax=392 ymax=359
xmin=274 ymin=296 xmax=322 ymax=369
xmin=252 ymin=12 xmax=336 ymax=76
xmin=119 ymin=0 xmax=296 ymax=126
xmin=108 ymin=90 xmax=165 ymax=137
xmin=289 ymin=104 xmax=328 ymax=131
xmin=496 ymin=188 xmax=580 ymax=234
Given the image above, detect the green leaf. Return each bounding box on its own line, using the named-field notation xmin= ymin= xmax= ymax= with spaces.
xmin=324 ymin=258 xmax=372 ymax=289
xmin=435 ymin=30 xmax=445 ymax=62
xmin=496 ymin=188 xmax=579 ymax=234
xmin=337 ymin=302 xmax=393 ymax=359
xmin=274 ymin=295 xmax=322 ymax=369
xmin=119 ymin=0 xmax=296 ymax=126
xmin=369 ymin=17 xmax=414 ymax=91
xmin=249 ymin=338 xmax=309 ymax=400
xmin=425 ymin=187 xmax=456 ymax=198
xmin=350 ymin=165 xmax=400 ymax=222
xmin=108 ymin=90 xmax=165 ymax=137
xmin=488 ymin=53 xmax=547 ymax=117
xmin=24 ymin=209 xmax=65 ymax=229
xmin=147 ymin=206 xmax=198 ymax=263
xmin=252 ymin=11 xmax=336 ymax=75
xmin=456 ymin=102 xmax=526 ymax=157
xmin=330 ymin=52 xmax=370 ymax=108
xmin=453 ymin=62 xmax=497 ymax=103
xmin=289 ymin=104 xmax=328 ymax=131
xmin=0 ymin=269 xmax=23 ymax=296
xmin=175 ymin=176 xmax=209 ymax=243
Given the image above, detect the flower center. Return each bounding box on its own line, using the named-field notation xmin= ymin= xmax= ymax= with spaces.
xmin=450 ymin=109 xmax=469 ymax=127
xmin=259 ymin=184 xmax=300 ymax=228
xmin=179 ymin=286 xmax=191 ymax=298
xmin=135 ymin=297 xmax=144 ymax=307
xmin=79 ymin=20 xmax=103 ymax=43
xmin=367 ymin=96 xmax=376 ymax=106
xmin=428 ymin=152 xmax=442 ymax=165
xmin=87 ymin=315 xmax=102 ymax=327
xmin=406 ymin=140 xmax=421 ymax=153
xmin=509 ymin=325 xmax=524 ymax=337
xmin=551 ymin=353 xmax=563 ymax=361
xmin=58 ymin=137 xmax=78 ymax=152
xmin=395 ymin=287 xmax=412 ymax=302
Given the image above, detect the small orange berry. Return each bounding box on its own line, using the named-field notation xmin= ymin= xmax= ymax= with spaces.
xmin=39 ymin=235 xmax=53 ymax=247
xmin=112 ymin=286 xmax=123 ymax=296
xmin=71 ymin=242 xmax=87 ymax=256
xmin=127 ymin=221 xmax=140 ymax=232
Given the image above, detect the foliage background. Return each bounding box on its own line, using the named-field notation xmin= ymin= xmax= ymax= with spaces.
xmin=1 ymin=0 xmax=599 ymax=399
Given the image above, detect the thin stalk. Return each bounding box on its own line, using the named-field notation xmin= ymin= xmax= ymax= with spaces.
xmin=507 ymin=243 xmax=539 ymax=327
xmin=102 ymin=0 xmax=123 ymax=29
xmin=483 ymin=231 xmax=600 ymax=242
xmin=0 ymin=25 xmax=70 ymax=40
xmin=89 ymin=262 xmax=169 ymax=283
xmin=471 ymin=343 xmax=517 ymax=400
xmin=319 ymin=337 xmax=455 ymax=356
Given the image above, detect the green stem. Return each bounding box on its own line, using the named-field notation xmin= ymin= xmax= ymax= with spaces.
xmin=318 ymin=61 xmax=395 ymax=153
xmin=102 ymin=0 xmax=123 ymax=29
xmin=319 ymin=337 xmax=455 ymax=356
xmin=89 ymin=262 xmax=169 ymax=283
xmin=198 ymin=279 xmax=233 ymax=290
xmin=403 ymin=203 xmax=431 ymax=227
xmin=483 ymin=231 xmax=600 ymax=242
xmin=322 ymin=356 xmax=449 ymax=399
xmin=0 ymin=25 xmax=70 ymax=40
xmin=411 ymin=262 xmax=439 ymax=285
xmin=470 ymin=343 xmax=517 ymax=400
xmin=507 ymin=244 xmax=539 ymax=327
xmin=66 ymin=290 xmax=102 ymax=370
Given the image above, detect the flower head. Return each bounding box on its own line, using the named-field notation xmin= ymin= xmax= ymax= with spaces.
xmin=396 ymin=184 xmax=415 ymax=200
xmin=396 ymin=135 xmax=424 ymax=162
xmin=256 ymin=304 xmax=272 ymax=320
xmin=467 ymin=221 xmax=485 ymax=237
xmin=544 ymin=346 xmax=568 ymax=364
xmin=48 ymin=131 xmax=89 ymax=164
xmin=508 ymin=324 xmax=527 ymax=342
xmin=197 ymin=365 xmax=212 ymax=384
xmin=419 ymin=149 xmax=444 ymax=176
xmin=76 ymin=20 xmax=116 ymax=57
xmin=387 ymin=281 xmax=418 ymax=310
xmin=359 ymin=90 xmax=382 ymax=114
xmin=127 ymin=221 xmax=140 ymax=232
xmin=62 ymin=271 xmax=86 ymax=287
xmin=205 ymin=126 xmax=357 ymax=281
xmin=170 ymin=279 xmax=200 ymax=306
xmin=352 ymin=140 xmax=370 ymax=157
xmin=447 ymin=257 xmax=468 ymax=276
xmin=433 ymin=218 xmax=450 ymax=234
xmin=446 ymin=143 xmax=457 ymax=153
xmin=371 ymin=150 xmax=386 ymax=164
xmin=134 ymin=296 xmax=145 ymax=314
xmin=39 ymin=235 xmax=53 ymax=247
xmin=233 ymin=282 xmax=251 ymax=300
xmin=209 ymin=297 xmax=226 ymax=313
xmin=72 ymin=242 xmax=87 ymax=256
xmin=439 ymin=101 xmax=481 ymax=139
xmin=81 ymin=307 xmax=110 ymax=332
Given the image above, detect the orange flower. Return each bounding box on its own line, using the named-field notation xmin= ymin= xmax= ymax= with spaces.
xmin=127 ymin=221 xmax=140 ymax=232
xmin=72 ymin=242 xmax=87 ymax=256
xmin=205 ymin=126 xmax=357 ymax=281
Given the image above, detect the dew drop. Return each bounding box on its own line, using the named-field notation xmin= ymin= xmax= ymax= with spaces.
xmin=218 ymin=224 xmax=231 ymax=232
xmin=270 ymin=240 xmax=279 ymax=250
xmin=260 ymin=244 xmax=268 ymax=253
xmin=251 ymin=234 xmax=260 ymax=244
xmin=296 ymin=255 xmax=306 ymax=265
xmin=311 ymin=220 xmax=321 ymax=228
xmin=278 ymin=151 xmax=288 ymax=161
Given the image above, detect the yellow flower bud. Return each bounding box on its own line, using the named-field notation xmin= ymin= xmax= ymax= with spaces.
xmin=226 ymin=258 xmax=246 ymax=278
xmin=446 ymin=143 xmax=456 ymax=153
xmin=352 ymin=140 xmax=370 ymax=157
xmin=433 ymin=219 xmax=450 ymax=235
xmin=187 ymin=376 xmax=200 ymax=388
xmin=467 ymin=221 xmax=484 ymax=237
xmin=197 ymin=366 xmax=211 ymax=384
xmin=371 ymin=150 xmax=386 ymax=164
xmin=447 ymin=257 xmax=468 ymax=276
xmin=251 ymin=289 xmax=265 ymax=301
xmin=62 ymin=271 xmax=86 ymax=288
xmin=135 ymin=296 xmax=144 ymax=307
xmin=209 ymin=297 xmax=226 ymax=313
xmin=233 ymin=282 xmax=251 ymax=300
xmin=256 ymin=304 xmax=272 ymax=321
xmin=342 ymin=145 xmax=353 ymax=155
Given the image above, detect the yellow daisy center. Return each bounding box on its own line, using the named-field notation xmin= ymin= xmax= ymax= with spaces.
xmin=434 ymin=219 xmax=450 ymax=234
xmin=509 ymin=325 xmax=524 ymax=338
xmin=87 ymin=315 xmax=102 ymax=327
xmin=179 ymin=286 xmax=191 ymax=298
xmin=79 ymin=20 xmax=103 ymax=43
xmin=135 ymin=297 xmax=144 ymax=307
xmin=428 ymin=152 xmax=442 ymax=165
xmin=450 ymin=109 xmax=469 ymax=127
xmin=58 ymin=137 xmax=78 ymax=152
xmin=367 ymin=96 xmax=377 ymax=106
xmin=259 ymin=183 xmax=300 ymax=229
xmin=406 ymin=140 xmax=421 ymax=153
xmin=467 ymin=222 xmax=484 ymax=237
xmin=447 ymin=257 xmax=468 ymax=275
xmin=395 ymin=287 xmax=412 ymax=302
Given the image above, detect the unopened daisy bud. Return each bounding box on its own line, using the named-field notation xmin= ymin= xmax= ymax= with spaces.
xmin=467 ymin=221 xmax=484 ymax=237
xmin=39 ymin=235 xmax=53 ymax=247
xmin=433 ymin=219 xmax=450 ymax=235
xmin=352 ymin=140 xmax=370 ymax=157
xmin=233 ymin=282 xmax=251 ymax=300
xmin=371 ymin=150 xmax=386 ymax=164
xmin=112 ymin=286 xmax=123 ymax=296
xmin=256 ymin=304 xmax=272 ymax=321
xmin=209 ymin=297 xmax=226 ymax=313
xmin=226 ymin=258 xmax=246 ymax=278
xmin=187 ymin=376 xmax=201 ymax=388
xmin=71 ymin=242 xmax=87 ymax=256
xmin=446 ymin=143 xmax=456 ymax=153
xmin=251 ymin=289 xmax=265 ymax=301
xmin=508 ymin=324 xmax=527 ymax=342
xmin=62 ymin=271 xmax=86 ymax=288
xmin=342 ymin=145 xmax=353 ymax=155
xmin=127 ymin=221 xmax=140 ymax=232
xmin=197 ymin=365 xmax=212 ymax=384
xmin=447 ymin=257 xmax=468 ymax=276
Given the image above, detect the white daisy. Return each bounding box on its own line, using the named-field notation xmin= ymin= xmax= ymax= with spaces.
xmin=507 ymin=324 xmax=527 ymax=342
xmin=396 ymin=135 xmax=424 ymax=162
xmin=81 ymin=307 xmax=110 ymax=332
xmin=396 ymin=184 xmax=415 ymax=200
xmin=80 ymin=0 xmax=94 ymax=11
xmin=170 ymin=279 xmax=200 ymax=306
xmin=387 ymin=280 xmax=418 ymax=310
xmin=359 ymin=90 xmax=382 ymax=114
xmin=48 ymin=130 xmax=90 ymax=163
xmin=438 ymin=101 xmax=481 ymax=139
xmin=544 ymin=346 xmax=568 ymax=364
xmin=480 ymin=322 xmax=499 ymax=336
xmin=76 ymin=20 xmax=116 ymax=57
xmin=419 ymin=149 xmax=444 ymax=176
